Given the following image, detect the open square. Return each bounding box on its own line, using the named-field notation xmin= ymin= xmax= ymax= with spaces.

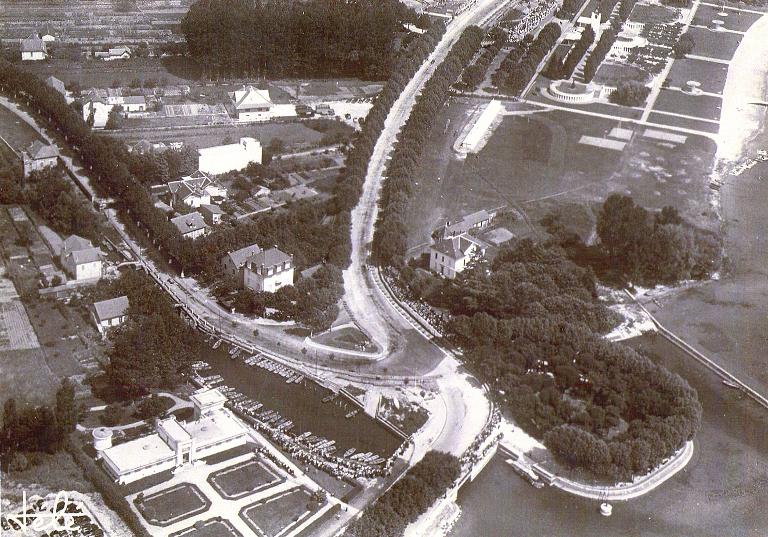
xmin=667 ymin=58 xmax=729 ymax=94
xmin=685 ymin=26 xmax=743 ymax=60
xmin=170 ymin=518 xmax=243 ymax=537
xmin=136 ymin=483 xmax=211 ymax=527
xmin=240 ymin=487 xmax=319 ymax=537
xmin=208 ymin=458 xmax=283 ymax=500
xmin=652 ymin=89 xmax=723 ymax=121
xmin=692 ymin=4 xmax=763 ymax=32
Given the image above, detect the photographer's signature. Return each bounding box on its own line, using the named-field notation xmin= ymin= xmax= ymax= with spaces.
xmin=2 ymin=490 xmax=94 ymax=535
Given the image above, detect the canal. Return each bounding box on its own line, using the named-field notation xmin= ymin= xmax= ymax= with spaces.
xmin=203 ymin=346 xmax=403 ymax=458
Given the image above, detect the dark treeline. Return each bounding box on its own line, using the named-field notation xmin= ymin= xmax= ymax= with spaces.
xmin=609 ymin=80 xmax=651 ymax=106
xmin=547 ymin=26 xmax=595 ymax=79
xmin=596 ymin=194 xmax=721 ymax=285
xmin=599 ymin=0 xmax=621 ymax=21
xmin=182 ymin=0 xmax=419 ymax=80
xmin=494 ymin=22 xmax=561 ymax=94
xmin=1 ymin=380 xmax=78 ymax=472
xmin=583 ymin=28 xmax=616 ymax=82
xmin=344 ymin=451 xmax=461 ymax=537
xmin=458 ymin=28 xmax=507 ymax=92
xmin=556 ymin=0 xmax=583 ymax=20
xmin=372 ymin=26 xmax=484 ymax=265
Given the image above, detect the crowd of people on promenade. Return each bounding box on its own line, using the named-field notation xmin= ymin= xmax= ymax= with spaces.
xmin=231 ymin=403 xmax=407 ymax=482
xmin=459 ymin=408 xmax=502 ymax=469
xmin=505 ymin=0 xmax=559 ymax=41
xmin=381 ymin=269 xmax=450 ymax=336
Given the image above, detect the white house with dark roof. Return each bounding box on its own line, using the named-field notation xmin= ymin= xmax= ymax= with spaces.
xmin=220 ymin=244 xmax=262 ymax=282
xmin=429 ymin=233 xmax=485 ymax=279
xmin=22 ymin=141 xmax=59 ymax=177
xmin=95 ymin=46 xmax=131 ymax=61
xmin=198 ymin=137 xmax=262 ymax=175
xmin=120 ymin=95 xmax=147 ymax=114
xmin=167 ymin=171 xmax=227 ymax=208
xmin=20 ymin=34 xmax=46 ymax=61
xmin=92 ymin=295 xmax=129 ymax=336
xmin=171 ymin=212 xmax=210 ymax=239
xmin=230 ymin=86 xmax=273 ymax=121
xmin=60 ymin=235 xmax=104 ymax=281
xmin=243 ymin=247 xmax=294 ymax=293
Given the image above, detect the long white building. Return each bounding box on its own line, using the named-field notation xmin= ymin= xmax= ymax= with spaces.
xmin=198 ymin=137 xmax=263 ymax=175
xmin=99 ymin=388 xmax=247 ymax=484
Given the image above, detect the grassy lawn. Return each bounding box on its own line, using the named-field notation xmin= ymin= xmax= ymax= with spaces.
xmin=685 ymin=26 xmax=743 ymax=60
xmin=101 ymin=122 xmax=324 ymax=151
xmin=3 ymin=451 xmax=95 ymax=494
xmin=136 ymin=483 xmax=211 ymax=527
xmin=208 ymin=459 xmax=283 ymax=500
xmin=692 ymin=3 xmax=763 ymax=32
xmin=652 ymin=89 xmax=723 ymax=120
xmin=171 ymin=518 xmax=243 ymax=537
xmin=666 ymin=58 xmax=729 ymax=94
xmin=0 ymin=347 xmax=56 ymax=410
xmin=240 ymin=488 xmax=316 ymax=537
xmin=0 ymin=104 xmax=45 ymax=151
xmin=647 ymin=112 xmax=721 ymax=134
xmin=312 ymin=326 xmax=377 ymax=353
xmin=594 ymin=62 xmax=650 ymax=85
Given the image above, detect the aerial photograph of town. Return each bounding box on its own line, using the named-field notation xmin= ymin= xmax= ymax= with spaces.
xmin=0 ymin=0 xmax=766 ymax=535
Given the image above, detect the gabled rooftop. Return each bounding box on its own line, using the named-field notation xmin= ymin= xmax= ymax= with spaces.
xmin=93 ymin=295 xmax=129 ymax=322
xmin=26 ymin=140 xmax=58 ymax=160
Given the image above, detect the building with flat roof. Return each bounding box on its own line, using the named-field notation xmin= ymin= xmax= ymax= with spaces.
xmin=100 ymin=388 xmax=247 ymax=484
xmin=198 ymin=137 xmax=262 ymax=175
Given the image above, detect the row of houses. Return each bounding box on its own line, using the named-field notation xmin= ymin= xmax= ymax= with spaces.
xmin=19 ymin=34 xmax=134 ymax=62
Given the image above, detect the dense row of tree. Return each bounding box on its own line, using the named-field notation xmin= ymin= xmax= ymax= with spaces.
xmin=672 ymin=33 xmax=696 ymax=59
xmin=599 ymin=0 xmax=621 ymax=21
xmin=596 ymin=194 xmax=721 ymax=285
xmin=1 ymin=380 xmax=77 ymax=471
xmin=494 ymin=23 xmax=561 ymax=94
xmin=555 ymin=0 xmax=583 ymax=20
xmin=128 ymin=146 xmax=199 ymax=186
xmin=372 ymin=26 xmax=485 ymax=265
xmin=545 ymin=25 xmax=595 ymax=80
xmin=344 ymin=451 xmax=461 ymax=537
xmin=458 ymin=28 xmax=506 ymax=91
xmin=182 ymin=0 xmax=419 ymax=80
xmin=583 ymin=28 xmax=617 ymax=82
xmin=609 ymin=80 xmax=651 ymax=106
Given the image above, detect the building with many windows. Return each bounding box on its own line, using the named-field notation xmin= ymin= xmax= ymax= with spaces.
xmin=429 ymin=233 xmax=485 ymax=279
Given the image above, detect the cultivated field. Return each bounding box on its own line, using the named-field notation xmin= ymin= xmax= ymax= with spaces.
xmin=103 ymin=122 xmax=325 ymax=150
xmin=667 ymin=57 xmax=729 ymax=94
xmin=240 ymin=487 xmax=317 ymax=537
xmin=208 ymin=459 xmax=283 ymax=500
xmin=652 ymin=89 xmax=723 ymax=121
xmin=685 ymin=26 xmax=744 ymax=60
xmin=136 ymin=483 xmax=211 ymax=527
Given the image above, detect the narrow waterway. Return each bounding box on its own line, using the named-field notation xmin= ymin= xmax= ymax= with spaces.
xmin=202 ymin=347 xmax=402 ymax=458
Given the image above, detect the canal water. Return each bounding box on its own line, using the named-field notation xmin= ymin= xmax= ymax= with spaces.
xmin=450 ymin=334 xmax=768 ymax=537
xmin=202 ymin=347 xmax=402 ymax=458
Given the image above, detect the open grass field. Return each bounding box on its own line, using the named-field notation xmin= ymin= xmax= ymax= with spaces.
xmin=171 ymin=518 xmax=243 ymax=537
xmin=0 ymin=104 xmax=45 ymax=152
xmin=0 ymin=348 xmax=57 ymax=412
xmin=208 ymin=459 xmax=283 ymax=500
xmin=685 ymin=26 xmax=744 ymax=60
xmin=103 ymin=122 xmax=324 ymax=151
xmin=136 ymin=483 xmax=211 ymax=527
xmin=667 ymin=57 xmax=729 ymax=94
xmin=652 ymin=89 xmax=723 ymax=120
xmin=692 ymin=3 xmax=764 ymax=32
xmin=240 ymin=488 xmax=316 ymax=537
xmin=406 ymin=97 xmax=720 ymax=248
xmin=594 ymin=62 xmax=650 ymax=85
xmin=647 ymin=112 xmax=721 ymax=134
xmin=312 ymin=326 xmax=378 ymax=353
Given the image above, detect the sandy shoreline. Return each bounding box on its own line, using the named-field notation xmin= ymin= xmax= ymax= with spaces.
xmin=717 ymin=11 xmax=768 ymax=162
